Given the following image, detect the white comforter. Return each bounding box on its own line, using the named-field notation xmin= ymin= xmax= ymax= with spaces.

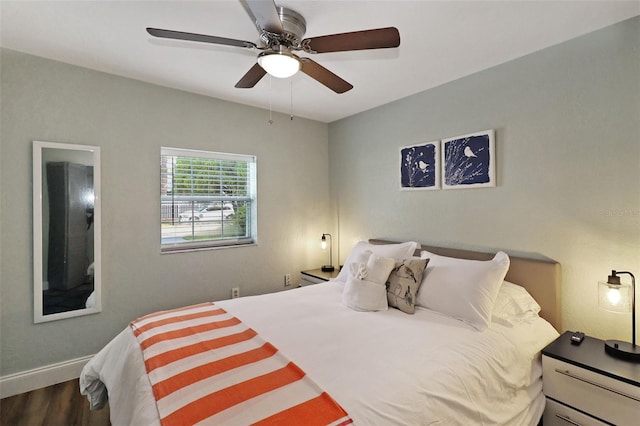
xmin=81 ymin=281 xmax=558 ymax=425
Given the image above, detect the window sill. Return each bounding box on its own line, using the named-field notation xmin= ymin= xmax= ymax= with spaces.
xmin=161 ymin=241 xmax=256 ymax=254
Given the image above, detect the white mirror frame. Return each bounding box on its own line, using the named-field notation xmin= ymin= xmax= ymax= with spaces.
xmin=33 ymin=141 xmax=102 ymax=323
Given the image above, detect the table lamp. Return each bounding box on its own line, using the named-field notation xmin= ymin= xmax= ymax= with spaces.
xmin=598 ymin=270 xmax=639 ymax=361
xmin=321 ymin=233 xmax=334 ymax=272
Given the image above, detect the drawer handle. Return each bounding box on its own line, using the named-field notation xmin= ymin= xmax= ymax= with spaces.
xmin=555 ymin=414 xmax=582 ymax=426
xmin=555 ymin=368 xmax=640 ymax=402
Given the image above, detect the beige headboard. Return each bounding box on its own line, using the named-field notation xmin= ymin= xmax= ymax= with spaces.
xmin=369 ymin=239 xmax=562 ymax=332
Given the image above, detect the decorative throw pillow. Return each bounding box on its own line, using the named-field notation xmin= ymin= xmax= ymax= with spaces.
xmin=386 ymin=258 xmax=429 ymax=314
xmin=416 ymin=251 xmax=510 ymax=330
xmin=342 ymin=251 xmax=396 ymax=312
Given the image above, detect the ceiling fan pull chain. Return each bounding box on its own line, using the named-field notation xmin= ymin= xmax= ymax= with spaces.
xmin=290 ymin=79 xmax=294 ymax=121
xmin=268 ymin=75 xmax=273 ymax=125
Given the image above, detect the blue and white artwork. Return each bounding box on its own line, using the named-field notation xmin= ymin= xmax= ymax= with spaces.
xmin=442 ymin=130 xmax=495 ymax=189
xmin=400 ymin=141 xmax=440 ymax=190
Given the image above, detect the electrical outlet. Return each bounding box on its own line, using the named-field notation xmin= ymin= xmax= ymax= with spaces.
xmin=284 ymin=274 xmax=291 ymax=287
xmin=231 ymin=287 xmax=240 ymax=299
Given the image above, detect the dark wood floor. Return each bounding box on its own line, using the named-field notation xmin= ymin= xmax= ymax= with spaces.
xmin=0 ymin=379 xmax=110 ymax=426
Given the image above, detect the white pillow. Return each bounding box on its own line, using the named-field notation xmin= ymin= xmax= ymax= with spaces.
xmin=342 ymin=252 xmax=395 ymax=312
xmin=336 ymin=241 xmax=420 ymax=282
xmin=494 ymin=281 xmax=541 ymax=315
xmin=492 ymin=281 xmax=541 ymax=327
xmin=417 ymin=251 xmax=510 ymax=330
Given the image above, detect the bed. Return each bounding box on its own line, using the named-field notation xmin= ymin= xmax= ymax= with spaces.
xmin=80 ymin=240 xmax=561 ymax=425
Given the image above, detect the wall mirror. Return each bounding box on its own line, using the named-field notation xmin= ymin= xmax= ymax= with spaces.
xmin=33 ymin=141 xmax=101 ymax=323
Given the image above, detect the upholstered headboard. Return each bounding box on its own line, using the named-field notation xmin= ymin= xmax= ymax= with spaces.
xmin=369 ymin=239 xmax=562 ymax=332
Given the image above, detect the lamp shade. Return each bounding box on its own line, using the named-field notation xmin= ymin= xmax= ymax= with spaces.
xmin=598 ymin=280 xmax=632 ymax=313
xmin=258 ymin=51 xmax=300 ymax=78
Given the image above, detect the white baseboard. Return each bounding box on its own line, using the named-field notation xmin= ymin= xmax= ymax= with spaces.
xmin=0 ymin=355 xmax=94 ymax=399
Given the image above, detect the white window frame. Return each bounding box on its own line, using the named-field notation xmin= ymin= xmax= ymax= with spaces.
xmin=161 ymin=147 xmax=257 ymax=252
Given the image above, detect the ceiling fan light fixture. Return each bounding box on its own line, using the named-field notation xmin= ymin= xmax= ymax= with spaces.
xmin=258 ymin=50 xmax=301 ymax=79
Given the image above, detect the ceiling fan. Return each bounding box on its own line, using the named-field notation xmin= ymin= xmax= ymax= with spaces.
xmin=146 ymin=0 xmax=400 ymax=94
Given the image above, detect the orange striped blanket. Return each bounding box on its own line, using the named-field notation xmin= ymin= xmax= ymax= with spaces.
xmin=130 ymin=302 xmax=352 ymax=426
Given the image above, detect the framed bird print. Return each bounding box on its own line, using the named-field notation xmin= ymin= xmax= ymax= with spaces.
xmin=400 ymin=141 xmax=440 ymax=190
xmin=442 ymin=130 xmax=495 ymax=189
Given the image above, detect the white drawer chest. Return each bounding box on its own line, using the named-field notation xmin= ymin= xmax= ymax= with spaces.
xmin=542 ymin=332 xmax=640 ymax=425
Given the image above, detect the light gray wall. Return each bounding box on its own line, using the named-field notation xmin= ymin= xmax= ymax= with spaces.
xmin=0 ymin=49 xmax=331 ymax=375
xmin=328 ymin=17 xmax=640 ymax=340
xmin=2 ymin=17 xmax=639 ymax=378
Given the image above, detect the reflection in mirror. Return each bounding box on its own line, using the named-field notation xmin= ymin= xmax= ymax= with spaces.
xmin=33 ymin=141 xmax=101 ymax=323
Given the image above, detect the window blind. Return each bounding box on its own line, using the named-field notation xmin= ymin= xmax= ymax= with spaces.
xmin=160 ymin=147 xmax=257 ymax=252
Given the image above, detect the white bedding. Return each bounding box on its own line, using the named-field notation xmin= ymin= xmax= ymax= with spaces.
xmin=81 ymin=280 xmax=558 ymax=425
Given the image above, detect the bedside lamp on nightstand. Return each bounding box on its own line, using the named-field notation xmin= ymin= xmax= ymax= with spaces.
xmin=598 ymin=270 xmax=639 ymax=362
xmin=320 ymin=233 xmax=334 ymax=272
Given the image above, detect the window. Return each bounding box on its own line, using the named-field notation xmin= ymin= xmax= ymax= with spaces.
xmin=161 ymin=147 xmax=256 ymax=252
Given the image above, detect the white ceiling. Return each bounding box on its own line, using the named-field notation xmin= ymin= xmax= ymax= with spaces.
xmin=1 ymin=1 xmax=639 ymax=123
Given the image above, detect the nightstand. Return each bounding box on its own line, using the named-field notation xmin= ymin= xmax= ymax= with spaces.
xmin=300 ymin=268 xmax=340 ymax=286
xmin=542 ymin=331 xmax=640 ymax=425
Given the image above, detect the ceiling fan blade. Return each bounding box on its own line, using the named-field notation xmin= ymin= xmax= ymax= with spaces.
xmin=147 ymin=28 xmax=257 ymax=49
xmin=235 ymin=63 xmax=267 ymax=88
xmin=300 ymin=59 xmax=353 ymax=94
xmin=244 ymin=0 xmax=283 ymax=34
xmin=302 ymin=27 xmax=400 ymax=53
